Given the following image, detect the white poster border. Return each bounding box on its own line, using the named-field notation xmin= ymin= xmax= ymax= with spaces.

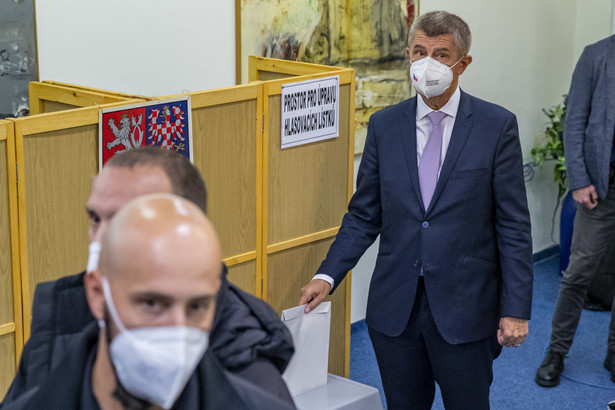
xmin=280 ymin=75 xmax=340 ymax=149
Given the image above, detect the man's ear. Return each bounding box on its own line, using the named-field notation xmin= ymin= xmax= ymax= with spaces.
xmin=455 ymin=54 xmax=473 ymax=76
xmin=85 ymin=270 xmax=105 ymax=321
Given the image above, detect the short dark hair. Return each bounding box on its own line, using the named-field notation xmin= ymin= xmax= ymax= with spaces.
xmin=105 ymin=147 xmax=208 ymax=214
xmin=408 ymin=10 xmax=472 ymax=57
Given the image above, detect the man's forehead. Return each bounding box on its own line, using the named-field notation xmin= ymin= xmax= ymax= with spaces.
xmin=88 ymin=165 xmax=172 ymax=212
xmin=121 ymin=273 xmax=219 ymax=294
xmin=411 ymin=31 xmax=455 ymax=48
xmin=108 ymin=243 xmax=221 ymax=292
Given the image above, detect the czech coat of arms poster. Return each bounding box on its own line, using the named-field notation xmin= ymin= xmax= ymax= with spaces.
xmin=99 ymin=96 xmax=193 ymax=169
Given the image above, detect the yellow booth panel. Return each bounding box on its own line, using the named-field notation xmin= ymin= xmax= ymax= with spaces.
xmin=266 ymin=87 xmax=351 ymax=244
xmin=0 ymin=119 xmax=22 ymax=397
xmin=22 ymin=126 xmax=97 ymax=303
xmin=192 ymin=100 xmax=257 ymax=260
xmin=226 ymin=260 xmax=257 ymax=297
xmin=0 ymin=140 xmax=15 ymax=326
xmin=0 ymin=334 xmax=16 ymax=399
xmin=190 ymin=88 xmax=260 ymax=296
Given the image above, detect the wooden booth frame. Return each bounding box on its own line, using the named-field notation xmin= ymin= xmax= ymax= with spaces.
xmin=29 ymin=81 xmax=149 ymax=116
xmin=11 ymin=99 xmax=146 ymax=341
xmin=3 ymin=59 xmax=355 ymax=396
xmin=251 ymin=56 xmax=356 ymax=375
xmin=0 ymin=120 xmax=23 ymax=396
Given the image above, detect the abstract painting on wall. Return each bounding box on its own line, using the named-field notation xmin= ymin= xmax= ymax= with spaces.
xmin=239 ymin=0 xmax=419 ymax=153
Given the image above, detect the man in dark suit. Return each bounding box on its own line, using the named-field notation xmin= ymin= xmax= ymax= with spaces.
xmin=536 ymin=34 xmax=615 ymax=387
xmin=300 ymin=10 xmax=533 ymax=410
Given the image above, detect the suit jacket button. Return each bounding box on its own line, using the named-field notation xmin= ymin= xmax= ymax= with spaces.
xmin=422 ymin=221 xmax=429 ymax=228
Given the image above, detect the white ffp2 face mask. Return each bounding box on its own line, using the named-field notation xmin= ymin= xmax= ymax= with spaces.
xmin=86 ymin=242 xmax=101 ymax=274
xmin=101 ymin=278 xmax=209 ymax=410
xmin=410 ymin=56 xmax=461 ymax=98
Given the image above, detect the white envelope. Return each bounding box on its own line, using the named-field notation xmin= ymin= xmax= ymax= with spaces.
xmin=281 ymin=301 xmax=331 ymax=397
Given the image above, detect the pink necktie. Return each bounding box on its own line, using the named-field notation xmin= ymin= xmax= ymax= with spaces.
xmin=419 ymin=111 xmax=447 ymax=208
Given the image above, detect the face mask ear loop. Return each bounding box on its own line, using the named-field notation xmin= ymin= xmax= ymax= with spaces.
xmin=101 ymin=277 xmax=129 ymax=335
xmin=450 ymin=55 xmax=465 ymax=69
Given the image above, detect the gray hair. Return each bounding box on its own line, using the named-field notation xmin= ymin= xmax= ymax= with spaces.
xmin=408 ymin=11 xmax=472 ymax=57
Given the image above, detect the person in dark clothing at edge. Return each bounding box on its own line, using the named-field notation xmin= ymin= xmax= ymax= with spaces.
xmin=1 ymin=147 xmax=295 ymax=409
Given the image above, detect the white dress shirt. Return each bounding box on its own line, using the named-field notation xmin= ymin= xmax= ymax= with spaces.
xmin=313 ymin=88 xmax=461 ymax=289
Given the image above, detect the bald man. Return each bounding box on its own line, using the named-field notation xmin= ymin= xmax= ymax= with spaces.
xmin=3 ymin=194 xmax=294 ymax=410
xmin=2 ymin=147 xmax=294 ymax=407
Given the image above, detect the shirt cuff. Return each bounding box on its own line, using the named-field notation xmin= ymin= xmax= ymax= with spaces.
xmin=312 ymin=274 xmax=334 ymax=289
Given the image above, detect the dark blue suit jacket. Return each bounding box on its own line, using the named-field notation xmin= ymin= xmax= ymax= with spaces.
xmin=318 ymin=90 xmax=533 ymax=344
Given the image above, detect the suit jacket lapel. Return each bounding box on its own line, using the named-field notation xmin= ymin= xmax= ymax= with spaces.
xmin=426 ymin=90 xmax=474 ymax=214
xmin=400 ymin=97 xmax=426 ymax=213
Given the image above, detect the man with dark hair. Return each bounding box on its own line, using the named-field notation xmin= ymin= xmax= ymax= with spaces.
xmin=300 ymin=10 xmax=532 ymax=410
xmin=105 ymin=146 xmax=208 ymax=214
xmin=2 ymin=147 xmax=294 ymax=407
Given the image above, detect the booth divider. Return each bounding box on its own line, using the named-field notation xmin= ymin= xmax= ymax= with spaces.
xmin=28 ymin=81 xmax=149 ymax=115
xmin=11 ymin=100 xmax=145 ymax=342
xmin=4 ymin=58 xmax=356 ymax=392
xmin=169 ymin=83 xmax=264 ymax=296
xmin=0 ymin=120 xmax=23 ymax=398
xmin=249 ymin=56 xmax=346 ymax=82
xmin=258 ymin=63 xmax=355 ymax=377
xmin=40 ymin=81 xmax=150 ymax=101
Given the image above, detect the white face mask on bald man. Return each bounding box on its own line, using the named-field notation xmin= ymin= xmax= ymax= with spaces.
xmin=100 ymin=277 xmax=209 ymax=410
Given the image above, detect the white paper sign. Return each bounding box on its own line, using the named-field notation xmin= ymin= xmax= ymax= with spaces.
xmin=280 ymin=76 xmax=339 ymax=149
xmin=281 ymin=302 xmax=331 ymax=397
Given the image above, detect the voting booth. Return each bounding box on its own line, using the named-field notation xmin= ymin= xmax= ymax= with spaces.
xmin=0 ymin=57 xmax=356 ymax=397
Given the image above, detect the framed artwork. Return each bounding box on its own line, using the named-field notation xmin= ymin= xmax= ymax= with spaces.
xmin=236 ymin=0 xmax=420 ymax=153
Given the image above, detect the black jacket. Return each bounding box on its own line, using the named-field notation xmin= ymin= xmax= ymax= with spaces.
xmin=1 ymin=322 xmax=294 ymax=409
xmin=2 ymin=265 xmax=295 ymax=408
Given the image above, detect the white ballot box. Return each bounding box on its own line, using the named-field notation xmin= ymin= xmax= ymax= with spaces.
xmin=281 ymin=303 xmax=382 ymax=409
xmin=293 ymin=374 xmax=384 ymax=410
